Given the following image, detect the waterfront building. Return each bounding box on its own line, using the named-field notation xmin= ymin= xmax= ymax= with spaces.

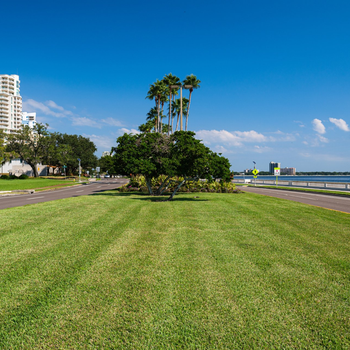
xmin=269 ymin=161 xmax=281 ymax=174
xmin=0 ymin=74 xmax=22 ymax=134
xmin=281 ymin=167 xmax=296 ymax=175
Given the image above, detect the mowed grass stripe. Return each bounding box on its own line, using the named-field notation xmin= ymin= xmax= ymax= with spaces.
xmin=196 ymin=194 xmax=350 ymax=347
xmin=24 ymin=198 xmax=178 ymax=348
xmin=0 ymin=191 xmax=349 ymax=348
xmin=0 ymin=195 xmax=143 ymax=347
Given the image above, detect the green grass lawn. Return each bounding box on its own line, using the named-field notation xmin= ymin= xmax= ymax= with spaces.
xmin=0 ymin=191 xmax=349 ymax=349
xmin=0 ymin=178 xmax=80 ymax=191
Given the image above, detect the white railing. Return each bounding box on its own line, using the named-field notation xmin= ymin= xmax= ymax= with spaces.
xmin=233 ymin=179 xmax=350 ymax=191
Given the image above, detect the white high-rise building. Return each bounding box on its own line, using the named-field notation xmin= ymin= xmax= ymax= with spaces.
xmin=0 ymin=74 xmax=22 ymax=134
xmin=22 ymin=112 xmax=37 ymax=128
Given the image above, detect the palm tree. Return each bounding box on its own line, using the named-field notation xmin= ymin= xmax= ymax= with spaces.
xmin=159 ymin=91 xmax=169 ymax=133
xmin=182 ymin=74 xmax=201 ymax=131
xmin=146 ymin=107 xmax=158 ymax=132
xmin=146 ymin=80 xmax=167 ymax=132
xmin=146 ymin=83 xmax=159 ymax=132
xmin=172 ymin=98 xmax=189 ymax=131
xmin=163 ymin=73 xmax=181 ymax=134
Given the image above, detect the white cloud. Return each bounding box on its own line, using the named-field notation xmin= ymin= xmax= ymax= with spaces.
xmin=317 ymin=134 xmax=328 ymax=143
xmin=268 ymin=132 xmax=296 ymax=142
xmin=45 ymin=100 xmax=73 ymax=115
xmin=22 ymin=99 xmax=73 ymax=118
xmin=83 ymin=134 xmax=114 ymax=150
xmin=72 ymin=117 xmax=101 ymax=128
xmin=329 ymin=118 xmax=349 ymax=131
xmin=195 ymin=129 xmax=296 ymax=147
xmin=294 ymin=121 xmax=305 ymax=128
xmin=300 ymin=152 xmax=349 ymax=163
xmin=118 ymin=128 xmax=140 ymax=135
xmin=196 ymin=129 xmax=267 ymax=147
xmin=101 ymin=117 xmax=125 ymax=127
xmin=213 ymin=145 xmax=229 ymax=153
xmin=312 ymin=119 xmax=326 ymax=134
xmin=253 ymin=145 xmax=271 ymax=153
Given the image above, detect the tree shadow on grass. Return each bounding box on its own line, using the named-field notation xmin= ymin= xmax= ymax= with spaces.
xmin=89 ymin=191 xmax=209 ymax=202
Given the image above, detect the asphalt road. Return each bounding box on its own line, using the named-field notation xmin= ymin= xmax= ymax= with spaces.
xmin=0 ymin=178 xmax=128 ymax=210
xmin=241 ymin=186 xmax=350 ymax=213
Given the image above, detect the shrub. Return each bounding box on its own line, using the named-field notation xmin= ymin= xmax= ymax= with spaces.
xmin=118 ymin=175 xmax=237 ymax=195
xmin=0 ymin=174 xmax=9 ymax=179
xmin=19 ymin=174 xmax=29 ymax=179
xmin=9 ymin=175 xmax=17 ymax=179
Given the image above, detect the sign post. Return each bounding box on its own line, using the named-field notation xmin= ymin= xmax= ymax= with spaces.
xmin=274 ymin=167 xmax=280 ymax=186
xmin=252 ymin=168 xmax=259 ymax=186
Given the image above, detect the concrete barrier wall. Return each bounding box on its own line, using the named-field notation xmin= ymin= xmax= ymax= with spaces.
xmin=233 ymin=179 xmax=350 ymax=191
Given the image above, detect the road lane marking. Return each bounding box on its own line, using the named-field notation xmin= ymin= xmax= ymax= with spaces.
xmin=27 ymin=196 xmax=44 ymax=200
xmin=285 ymin=194 xmax=317 ymax=200
xmin=76 ymin=190 xmax=84 ymax=193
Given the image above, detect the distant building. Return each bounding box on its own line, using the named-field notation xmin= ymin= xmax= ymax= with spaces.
xmin=269 ymin=162 xmax=281 ymax=174
xmin=244 ymin=168 xmax=259 ymax=174
xmin=281 ymin=167 xmax=296 ymax=175
xmin=102 ymin=151 xmax=110 ymax=157
xmin=22 ymin=112 xmax=36 ymax=128
xmin=0 ymin=74 xmax=22 ymax=134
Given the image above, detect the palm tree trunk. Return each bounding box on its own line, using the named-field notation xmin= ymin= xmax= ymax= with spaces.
xmin=168 ymin=91 xmax=172 ymax=135
xmin=157 ymin=96 xmax=161 ymax=132
xmin=171 ymin=95 xmax=175 ymax=133
xmin=175 ymin=112 xmax=180 ymax=131
xmin=166 ymin=175 xmax=187 ymax=201
xmin=185 ymin=90 xmax=193 ymax=131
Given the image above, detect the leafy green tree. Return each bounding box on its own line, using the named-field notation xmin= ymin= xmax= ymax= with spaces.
xmin=0 ymin=130 xmax=13 ymax=165
xmin=50 ymin=133 xmax=97 ymax=175
xmin=209 ymin=152 xmax=232 ymax=182
xmin=98 ymin=155 xmax=116 ymax=174
xmin=6 ymin=123 xmax=53 ymax=177
xmin=183 ymin=74 xmax=201 ymax=131
xmin=113 ymin=132 xmax=172 ymax=194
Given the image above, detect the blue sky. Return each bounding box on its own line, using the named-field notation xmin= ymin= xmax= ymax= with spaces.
xmin=2 ymin=0 xmax=350 ymax=171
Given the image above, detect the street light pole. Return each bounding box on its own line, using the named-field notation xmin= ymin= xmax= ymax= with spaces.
xmin=77 ymin=158 xmax=81 ymax=183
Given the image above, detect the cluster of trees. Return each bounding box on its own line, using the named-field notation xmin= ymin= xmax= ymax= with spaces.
xmin=139 ymin=73 xmax=201 ymax=134
xmin=113 ymin=131 xmax=231 ymax=201
xmin=296 ymin=172 xmax=350 ymax=175
xmin=2 ymin=123 xmax=98 ymax=177
xmin=111 ymin=74 xmax=233 ymax=200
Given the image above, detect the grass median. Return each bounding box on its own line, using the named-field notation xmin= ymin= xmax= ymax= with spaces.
xmin=0 ymin=178 xmax=83 ymax=192
xmin=0 ymin=191 xmax=349 ymax=348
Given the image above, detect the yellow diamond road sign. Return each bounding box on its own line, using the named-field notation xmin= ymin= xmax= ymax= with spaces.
xmin=252 ymin=169 xmax=259 ymax=175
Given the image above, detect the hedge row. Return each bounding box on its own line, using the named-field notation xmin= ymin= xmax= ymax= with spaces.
xmin=0 ymin=174 xmax=29 ymax=180
xmin=118 ymin=175 xmax=238 ymax=194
